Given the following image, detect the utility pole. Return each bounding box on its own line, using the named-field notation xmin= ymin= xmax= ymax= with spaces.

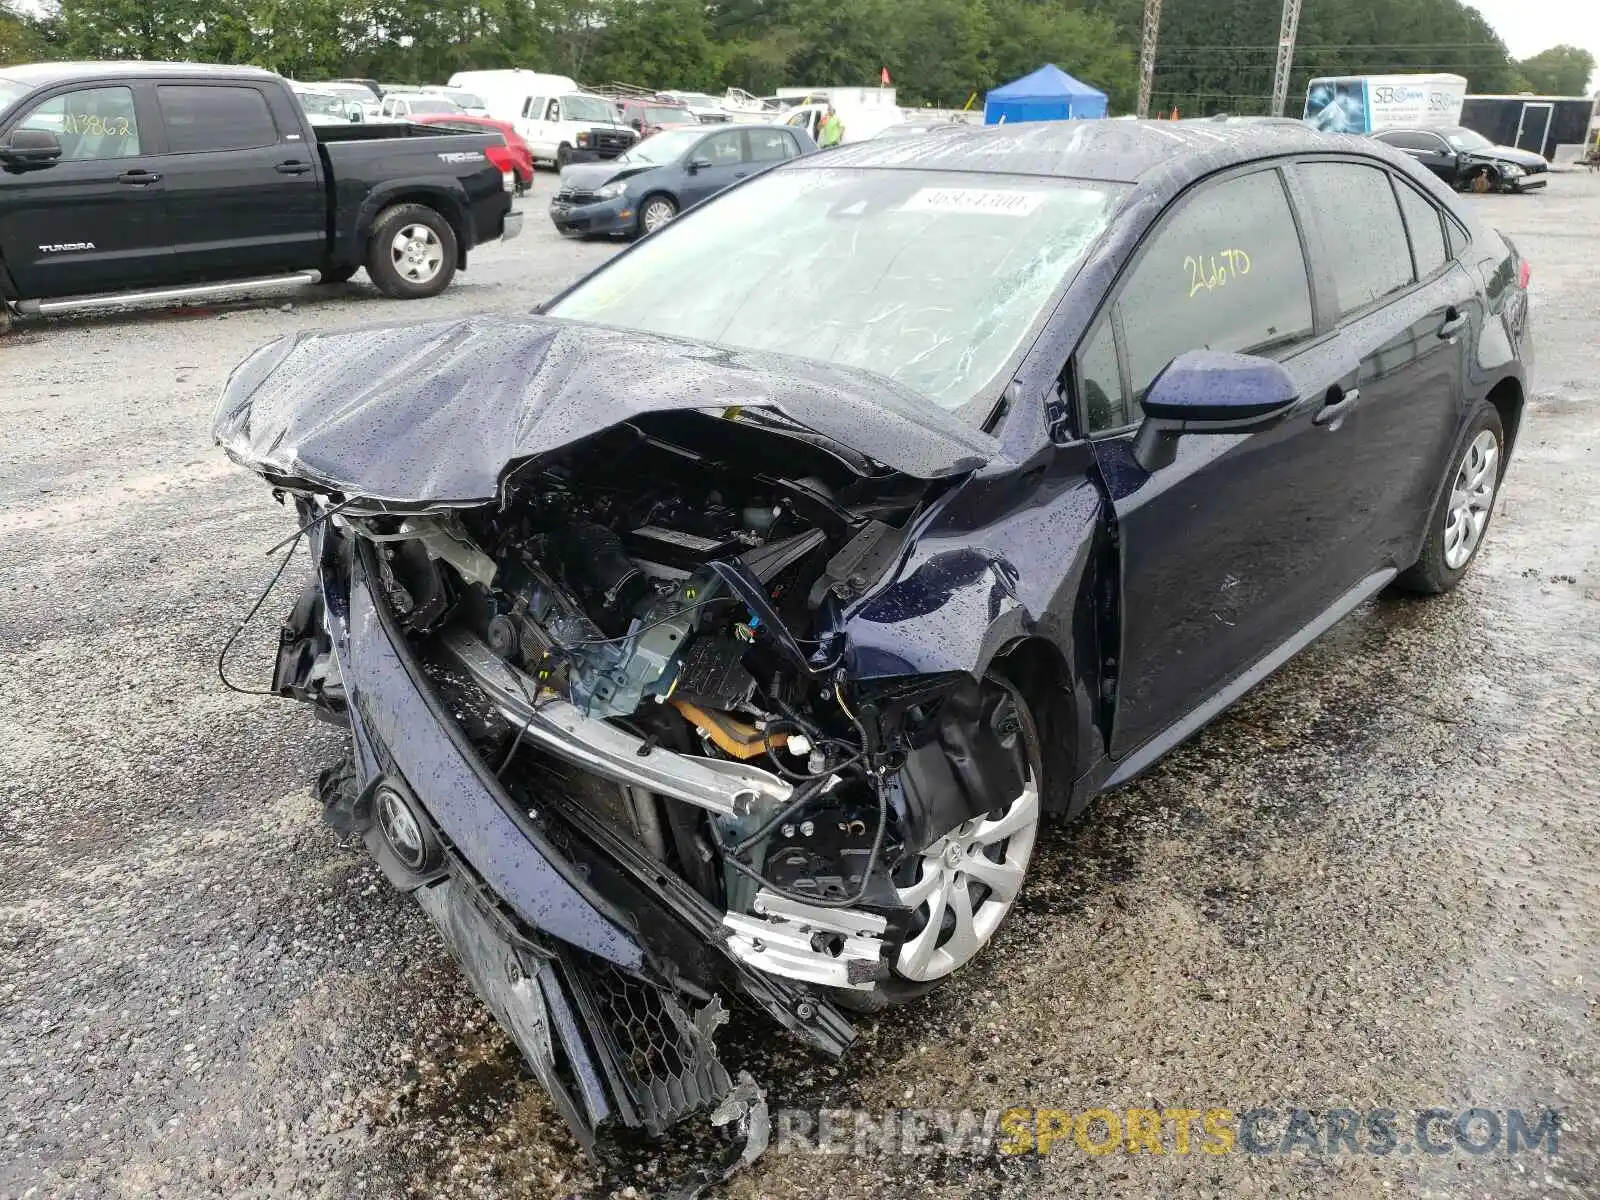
xmin=1270 ymin=0 xmax=1304 ymax=117
xmin=1136 ymin=0 xmax=1162 ymax=118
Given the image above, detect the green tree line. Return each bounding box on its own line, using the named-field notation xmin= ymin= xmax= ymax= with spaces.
xmin=1 ymin=0 xmax=1587 ymax=115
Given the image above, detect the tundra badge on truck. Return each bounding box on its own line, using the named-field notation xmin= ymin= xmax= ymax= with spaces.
xmin=39 ymin=242 xmax=96 ymax=253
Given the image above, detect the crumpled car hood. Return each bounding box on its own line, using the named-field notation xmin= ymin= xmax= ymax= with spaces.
xmin=558 ymin=161 xmax=650 ymax=191
xmin=213 ymin=314 xmax=997 ymax=505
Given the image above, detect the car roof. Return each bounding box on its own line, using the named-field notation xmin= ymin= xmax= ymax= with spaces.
xmin=0 ymin=61 xmax=281 ymax=87
xmin=806 ymin=118 xmax=1384 ymax=187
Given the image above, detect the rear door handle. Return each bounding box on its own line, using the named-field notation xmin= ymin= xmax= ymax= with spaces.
xmin=1438 ymin=308 xmax=1467 ymax=339
xmin=1313 ymin=384 xmax=1361 ymax=427
xmin=275 ymin=160 xmax=312 ymax=175
xmin=117 ymin=169 xmax=160 ymax=185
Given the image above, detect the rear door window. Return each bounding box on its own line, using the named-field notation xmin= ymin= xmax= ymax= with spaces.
xmin=746 ymin=128 xmax=794 ymax=163
xmin=1296 ymin=161 xmax=1414 ymax=316
xmin=1115 ymin=168 xmax=1314 ymax=402
xmin=157 ymin=85 xmax=278 ymax=153
xmin=1380 ymin=131 xmax=1426 ymax=151
xmin=1394 ymin=180 xmax=1447 ymax=278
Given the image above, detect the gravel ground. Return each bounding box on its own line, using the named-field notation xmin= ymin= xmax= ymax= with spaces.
xmin=1 ymin=176 xmax=1595 ymax=1200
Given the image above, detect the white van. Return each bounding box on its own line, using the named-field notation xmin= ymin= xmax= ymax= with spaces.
xmin=448 ymin=69 xmax=579 ymax=125
xmin=514 ymin=92 xmax=639 ymax=167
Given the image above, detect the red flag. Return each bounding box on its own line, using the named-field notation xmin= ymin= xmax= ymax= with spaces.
xmin=881 ymin=66 xmax=891 ymax=86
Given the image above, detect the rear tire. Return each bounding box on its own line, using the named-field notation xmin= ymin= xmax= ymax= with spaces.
xmin=833 ymin=672 xmax=1044 ymax=1013
xmin=365 ymin=204 xmax=457 ymax=300
xmin=1393 ymin=400 xmax=1505 ymax=595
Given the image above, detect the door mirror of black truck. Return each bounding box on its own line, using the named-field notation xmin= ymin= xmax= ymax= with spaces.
xmin=347 ymin=105 xmax=365 ymax=123
xmin=1 ymin=127 xmax=64 ymax=167
xmin=1131 ymin=349 xmax=1301 ymax=472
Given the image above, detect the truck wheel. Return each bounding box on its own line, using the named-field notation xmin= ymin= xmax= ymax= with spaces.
xmin=319 ymin=264 xmax=360 ymax=285
xmin=366 ymin=204 xmax=457 ymax=300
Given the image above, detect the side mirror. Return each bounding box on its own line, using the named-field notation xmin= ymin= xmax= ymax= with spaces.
xmin=1131 ymin=349 xmax=1300 ymax=472
xmin=348 ymin=106 xmax=364 ymax=123
xmin=687 ymin=155 xmax=711 ymax=172
xmin=629 ymin=117 xmax=643 ymax=131
xmin=0 ymin=127 xmax=64 ymax=167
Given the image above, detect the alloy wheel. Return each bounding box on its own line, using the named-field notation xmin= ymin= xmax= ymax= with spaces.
xmin=642 ymin=200 xmax=675 ymax=233
xmin=391 ymin=224 xmax=444 ymax=284
xmin=894 ymin=772 xmax=1040 ymax=982
xmin=1443 ymin=428 xmax=1500 ymax=569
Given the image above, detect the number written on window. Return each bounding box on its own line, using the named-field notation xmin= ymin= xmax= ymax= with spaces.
xmin=1185 ymin=248 xmax=1252 ymax=297
xmin=1116 ymin=169 xmax=1313 ymax=401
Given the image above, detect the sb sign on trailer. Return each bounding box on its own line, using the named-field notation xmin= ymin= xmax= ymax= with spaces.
xmin=1304 ymin=73 xmax=1467 ymax=134
xmin=1460 ymin=94 xmax=1599 ymax=161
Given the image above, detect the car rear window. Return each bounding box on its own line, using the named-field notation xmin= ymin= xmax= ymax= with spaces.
xmin=1394 ymin=180 xmax=1447 ymax=278
xmin=1296 ymin=161 xmax=1413 ymax=316
xmin=549 ymin=168 xmax=1124 ymax=416
xmin=158 ymin=85 xmax=278 ymax=153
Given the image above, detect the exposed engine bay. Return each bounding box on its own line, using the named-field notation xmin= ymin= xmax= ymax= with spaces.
xmin=345 ymin=417 xmax=937 ymax=947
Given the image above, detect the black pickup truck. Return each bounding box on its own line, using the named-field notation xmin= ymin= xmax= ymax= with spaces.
xmin=0 ymin=61 xmax=522 ymax=318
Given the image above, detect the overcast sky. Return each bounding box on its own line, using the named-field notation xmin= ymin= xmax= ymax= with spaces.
xmin=1468 ymin=0 xmax=1600 ymax=91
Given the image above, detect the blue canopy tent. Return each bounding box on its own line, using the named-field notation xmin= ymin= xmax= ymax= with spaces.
xmin=984 ymin=64 xmax=1108 ymax=124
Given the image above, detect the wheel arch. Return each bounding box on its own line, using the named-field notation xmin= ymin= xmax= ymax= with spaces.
xmin=360 ymin=187 xmax=470 ymax=269
xmin=987 ymin=636 xmax=1082 ymax=818
xmin=1485 ymin=373 xmax=1525 ymax=457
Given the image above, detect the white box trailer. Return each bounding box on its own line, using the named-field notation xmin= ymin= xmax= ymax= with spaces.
xmin=775 ymin=86 xmax=899 ymax=110
xmin=1304 ymin=74 xmax=1467 ymax=134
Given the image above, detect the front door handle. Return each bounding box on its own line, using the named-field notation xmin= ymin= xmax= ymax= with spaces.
xmin=1438 ymin=307 xmax=1468 ymax=340
xmin=1313 ymin=384 xmax=1361 ymax=428
xmin=117 ymin=168 xmax=161 ymax=185
xmin=275 ymin=160 xmax=312 ymax=175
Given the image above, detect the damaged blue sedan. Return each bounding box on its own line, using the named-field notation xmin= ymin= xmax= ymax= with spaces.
xmin=215 ymin=120 xmax=1530 ymax=1174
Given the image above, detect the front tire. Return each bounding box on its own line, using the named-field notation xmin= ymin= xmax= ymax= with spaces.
xmin=365 ymin=204 xmax=457 ymax=300
xmin=835 ymin=673 xmax=1044 ymax=1012
xmin=638 ymin=194 xmax=677 ymax=236
xmin=1394 ymin=401 xmax=1505 ymax=594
